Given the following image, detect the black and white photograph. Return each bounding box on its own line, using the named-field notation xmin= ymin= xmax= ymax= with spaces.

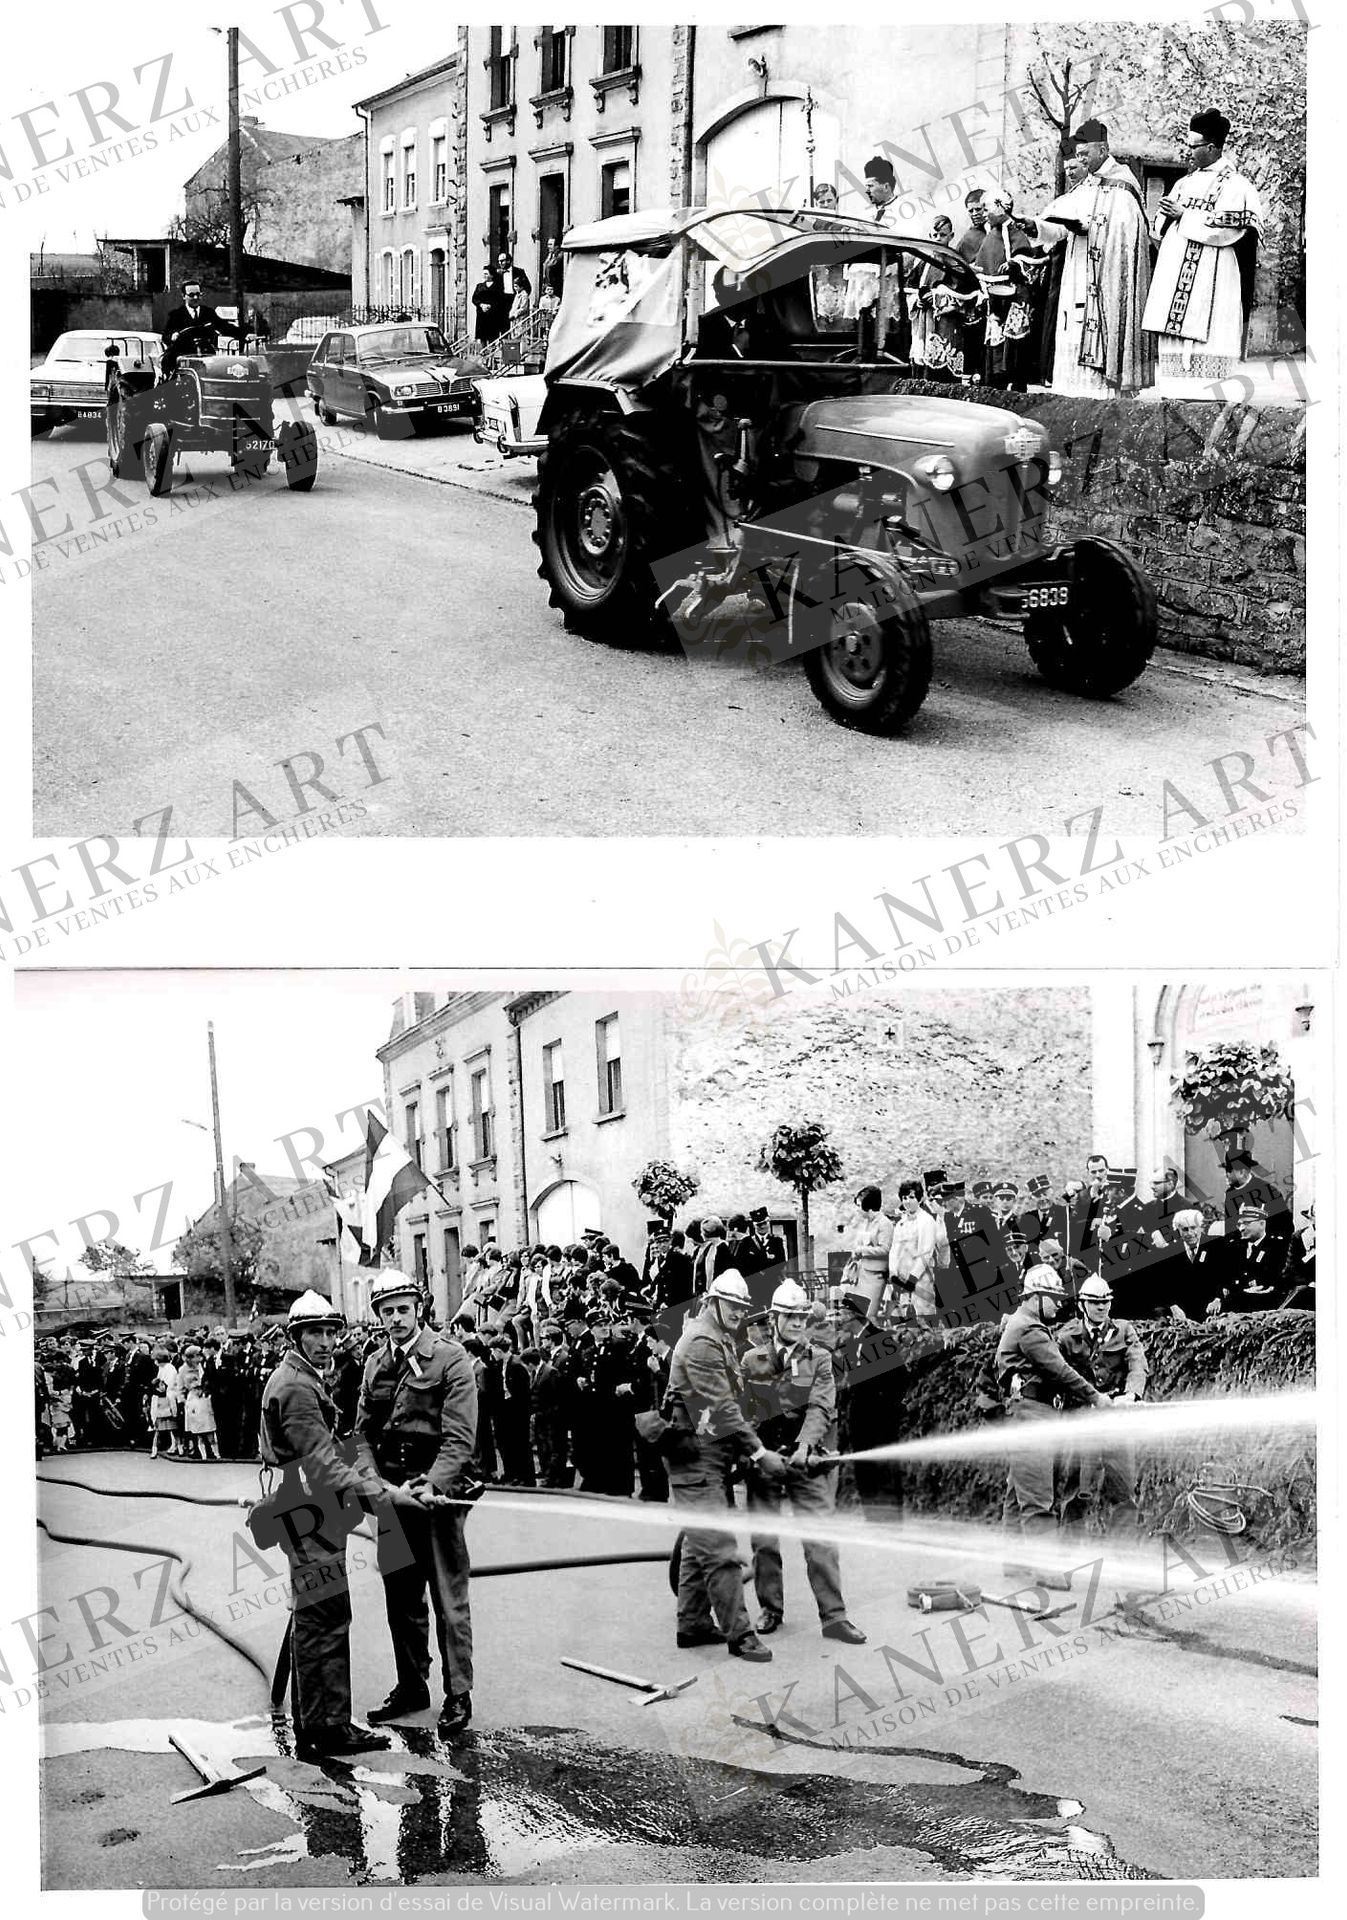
xmin=15 ymin=9 xmax=1311 ymax=838
xmin=9 ymin=971 xmax=1319 ymax=1891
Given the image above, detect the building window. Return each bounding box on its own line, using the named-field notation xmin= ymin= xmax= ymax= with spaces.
xmin=400 ymin=247 xmax=416 ymax=303
xmin=432 ymin=132 xmax=447 ymax=203
xmin=413 ymin=1232 xmax=428 ymax=1288
xmin=443 ymin=1225 xmax=461 ymax=1299
xmin=479 ymin=1215 xmax=497 ymax=1246
xmin=402 ymin=134 xmax=417 ymax=209
xmin=538 ymin=26 xmax=568 ymax=93
xmin=488 ymin=182 xmax=512 ymax=263
xmin=601 ymin=159 xmax=631 ymax=220
xmin=379 ymin=251 xmax=395 ymax=302
xmin=405 ymin=1099 xmax=422 ymax=1169
xmin=601 ymin=26 xmax=634 ymax=72
xmin=382 ymin=149 xmax=396 ymax=213
xmin=487 ymin=27 xmax=513 ymax=111
xmin=436 ymin=1081 xmax=456 ymax=1172
xmin=543 ymin=1040 xmax=566 ymax=1133
xmin=596 ymin=1014 xmax=623 ymax=1116
xmin=471 ymin=1065 xmax=494 ymax=1161
xmin=538 ymin=172 xmax=565 ymax=276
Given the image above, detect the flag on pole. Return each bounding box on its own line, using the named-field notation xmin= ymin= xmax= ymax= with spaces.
xmin=322 ymin=1167 xmax=367 ymax=1267
xmin=360 ymin=1114 xmax=432 ymax=1266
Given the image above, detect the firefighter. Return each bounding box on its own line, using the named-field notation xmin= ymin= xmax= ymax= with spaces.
xmin=665 ymin=1269 xmax=786 ymax=1661
xmin=353 ymin=1270 xmax=479 ymax=1736
xmin=993 ymin=1265 xmax=1114 ymax=1586
xmin=1057 ymin=1275 xmax=1148 ymax=1539
xmin=259 ymin=1290 xmax=401 ymax=1761
xmin=744 ymin=1279 xmax=866 ymax=1644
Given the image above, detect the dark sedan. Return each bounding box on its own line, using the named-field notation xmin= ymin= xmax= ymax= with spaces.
xmin=306 ymin=323 xmax=484 ymax=437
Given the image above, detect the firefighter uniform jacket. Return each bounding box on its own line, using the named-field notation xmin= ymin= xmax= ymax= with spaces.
xmin=352 ymin=1326 xmax=478 ymax=1494
xmin=993 ymin=1305 xmax=1100 ymax=1408
xmin=742 ymin=1336 xmax=838 ymax=1454
xmin=667 ymin=1309 xmax=759 ymax=1458
xmin=1056 ymin=1316 xmax=1148 ymax=1398
xmin=260 ymin=1345 xmax=385 ymax=1524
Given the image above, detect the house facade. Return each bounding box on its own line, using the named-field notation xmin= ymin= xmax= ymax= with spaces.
xmin=350 ymin=54 xmax=461 ymax=325
xmin=182 ymin=117 xmax=361 ymax=272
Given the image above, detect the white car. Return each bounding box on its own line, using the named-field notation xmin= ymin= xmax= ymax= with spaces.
xmin=31 ymin=329 xmax=161 ymax=434
xmin=473 ymin=371 xmax=548 ymax=458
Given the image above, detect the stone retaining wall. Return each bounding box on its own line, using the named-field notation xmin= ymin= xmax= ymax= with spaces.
xmin=923 ymin=384 xmax=1306 ymax=676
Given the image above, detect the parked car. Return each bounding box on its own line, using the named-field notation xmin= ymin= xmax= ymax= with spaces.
xmin=31 ymin=330 xmax=161 ymax=435
xmin=534 ymin=206 xmax=1156 ymax=734
xmin=473 ymin=371 xmax=547 ymax=457
xmin=283 ymin=315 xmax=342 ymax=344
xmin=306 ymin=323 xmax=484 ymax=437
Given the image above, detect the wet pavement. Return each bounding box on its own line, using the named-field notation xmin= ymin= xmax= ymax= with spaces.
xmin=42 ymin=1712 xmax=1150 ymax=1887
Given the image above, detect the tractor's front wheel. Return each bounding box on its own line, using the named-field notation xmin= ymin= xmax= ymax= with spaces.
xmin=533 ymin=410 xmax=701 ymax=645
xmin=142 ymin=421 xmax=174 ymax=496
xmin=1024 ymin=536 xmax=1157 ymax=699
xmin=279 ymin=420 xmax=318 ymax=492
xmin=793 ymin=551 xmax=933 ymax=736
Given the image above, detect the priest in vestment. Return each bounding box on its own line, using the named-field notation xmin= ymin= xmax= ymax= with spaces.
xmin=1029 ymin=120 xmax=1154 ymax=396
xmin=1142 ymin=109 xmax=1263 ymax=388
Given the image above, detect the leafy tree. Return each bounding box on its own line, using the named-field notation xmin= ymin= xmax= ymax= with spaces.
xmin=173 ymin=1215 xmax=264 ymax=1291
xmin=756 ymin=1121 xmax=844 ymax=1275
xmin=632 ymin=1159 xmax=700 ymax=1225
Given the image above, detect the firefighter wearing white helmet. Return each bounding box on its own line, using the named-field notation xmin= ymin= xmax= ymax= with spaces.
xmin=353 ymin=1266 xmax=478 ymax=1736
xmin=665 ymin=1268 xmax=787 ymax=1663
xmin=742 ymin=1279 xmax=866 ymax=1646
xmin=259 ymin=1290 xmax=396 ymax=1762
xmin=992 ymin=1264 xmax=1115 ymax=1588
xmin=1056 ymin=1274 xmax=1148 ymax=1541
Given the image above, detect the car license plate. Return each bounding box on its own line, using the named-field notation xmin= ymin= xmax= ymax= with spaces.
xmin=484 ymin=408 xmax=508 ymax=434
xmin=1025 ymin=584 xmax=1069 ymax=610
xmin=433 ymin=401 xmax=463 ymax=414
xmin=240 ymin=436 xmax=272 ymax=452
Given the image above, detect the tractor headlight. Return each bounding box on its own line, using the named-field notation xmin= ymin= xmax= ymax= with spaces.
xmin=915 ymin=453 xmax=956 ymax=492
xmin=393 ymin=384 xmax=416 ymax=398
xmin=1046 ymin=449 xmax=1064 ymax=489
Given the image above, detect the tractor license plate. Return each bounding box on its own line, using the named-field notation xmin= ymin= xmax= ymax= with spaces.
xmin=1024 ymin=584 xmax=1069 ymax=610
xmin=240 ymin=436 xmax=273 ymax=452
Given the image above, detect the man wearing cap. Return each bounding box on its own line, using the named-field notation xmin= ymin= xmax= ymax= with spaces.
xmin=1027 ymin=120 xmax=1152 ymax=395
xmin=665 ymin=1270 xmax=788 ymax=1661
xmin=922 ymin=1170 xmax=950 ymax=1219
xmin=1142 ymin=110 xmax=1262 ymax=387
xmin=1016 ymin=1174 xmax=1057 ymax=1256
xmin=160 ymin=281 xmax=244 ymax=376
xmin=1222 ymin=1149 xmax=1290 ymax=1254
xmin=260 ymin=1290 xmax=403 ymax=1761
xmin=647 ymin=1226 xmax=696 ymax=1344
xmin=1215 ymin=1201 xmax=1284 ymax=1313
xmin=937 ymin=1179 xmax=998 ymax=1324
xmin=353 ymin=1270 xmax=478 ymax=1735
xmin=743 ymin=1280 xmax=866 ymax=1645
xmin=1057 ymin=1277 xmax=1148 ymax=1538
xmin=532 ymin=1321 xmax=575 ymax=1486
xmin=726 ymin=1212 xmax=768 ymax=1305
xmin=828 ymin=1286 xmax=901 ymax=1518
xmin=994 ymin=1267 xmax=1115 ymax=1583
xmin=1082 ymin=1169 xmax=1149 ymax=1317
xmin=749 ymin=1206 xmax=788 ymax=1275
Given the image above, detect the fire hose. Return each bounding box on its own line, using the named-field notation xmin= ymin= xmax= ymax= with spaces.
xmin=1165 ymin=1461 xmax=1275 ymax=1537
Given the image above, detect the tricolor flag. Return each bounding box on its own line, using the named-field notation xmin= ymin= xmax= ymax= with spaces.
xmin=359 ymin=1114 xmax=432 ymax=1266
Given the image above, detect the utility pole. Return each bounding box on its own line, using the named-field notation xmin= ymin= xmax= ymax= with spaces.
xmin=208 ymin=1021 xmax=236 ymax=1327
xmin=226 ymin=27 xmax=245 ymax=332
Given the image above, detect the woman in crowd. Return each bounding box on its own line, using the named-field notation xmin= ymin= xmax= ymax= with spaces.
xmin=148 ymin=1346 xmax=183 ymax=1460
xmin=887 ymin=1179 xmax=946 ymax=1322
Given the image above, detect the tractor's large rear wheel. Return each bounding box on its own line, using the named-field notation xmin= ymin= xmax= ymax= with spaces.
xmin=142 ymin=421 xmax=174 ymax=496
xmin=793 ymin=550 xmax=933 ymax=736
xmin=1024 ymin=536 xmax=1157 ymax=698
xmin=534 ymin=410 xmax=702 ymax=645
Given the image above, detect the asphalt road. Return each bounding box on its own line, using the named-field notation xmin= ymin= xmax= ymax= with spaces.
xmin=32 ymin=1452 xmax=1316 ymax=1888
xmin=30 ymin=422 xmax=1305 ymax=839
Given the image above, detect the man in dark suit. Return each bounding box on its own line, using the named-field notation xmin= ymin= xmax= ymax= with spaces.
xmin=1280 ymin=1205 xmax=1315 ymax=1311
xmin=938 ymin=1178 xmax=999 ymax=1323
xmin=600 ymin=1240 xmax=642 ymax=1298
xmin=1222 ymin=1150 xmax=1291 ymax=1256
xmin=1149 ymin=1208 xmax=1222 ymax=1319
xmin=1084 ymin=1168 xmax=1151 ymax=1317
xmin=160 ymin=281 xmax=244 ymax=374
xmin=726 ymin=1211 xmax=768 ymax=1302
xmin=1216 ymin=1201 xmax=1285 ymax=1312
xmin=647 ymin=1227 xmax=695 ymax=1343
xmin=1016 ymin=1173 xmax=1057 ymax=1255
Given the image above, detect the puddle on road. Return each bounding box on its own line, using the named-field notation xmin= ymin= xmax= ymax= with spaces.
xmin=44 ymin=1714 xmax=1151 ymax=1883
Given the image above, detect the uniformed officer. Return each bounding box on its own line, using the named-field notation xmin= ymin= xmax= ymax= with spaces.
xmin=1056 ymin=1276 xmax=1148 ymax=1538
xmin=938 ymin=1178 xmax=999 ymax=1323
xmin=665 ymin=1269 xmax=786 ymax=1661
xmin=353 ymin=1269 xmax=479 ymax=1735
xmin=744 ymin=1280 xmax=866 ymax=1644
xmin=259 ymin=1290 xmax=401 ymax=1761
xmin=993 ymin=1266 xmax=1113 ymax=1584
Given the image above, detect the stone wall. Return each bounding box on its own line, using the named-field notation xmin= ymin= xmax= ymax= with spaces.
xmin=910 ymin=383 xmax=1306 ymax=675
xmin=665 ymin=989 xmax=1093 ymax=1235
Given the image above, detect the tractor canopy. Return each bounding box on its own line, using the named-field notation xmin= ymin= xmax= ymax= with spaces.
xmin=544 ymin=206 xmax=979 ymax=402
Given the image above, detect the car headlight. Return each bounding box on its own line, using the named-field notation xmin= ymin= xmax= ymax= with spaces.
xmin=915 ymin=453 xmax=956 ymax=492
xmin=1046 ymin=449 xmax=1064 ymax=489
xmin=393 ymin=384 xmax=416 ymax=398
xmin=32 ymin=384 xmax=51 ymax=400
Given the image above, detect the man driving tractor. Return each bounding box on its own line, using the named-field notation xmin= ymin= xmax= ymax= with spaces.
xmin=161 ymin=282 xmax=245 ymax=376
